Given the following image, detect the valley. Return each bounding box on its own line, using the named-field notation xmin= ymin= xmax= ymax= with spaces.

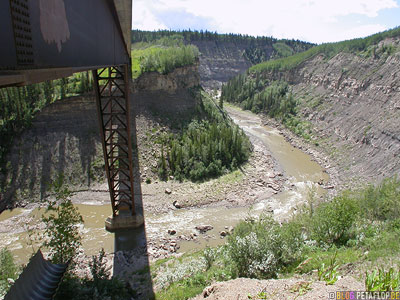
xmin=1 ymin=28 xmax=400 ymax=300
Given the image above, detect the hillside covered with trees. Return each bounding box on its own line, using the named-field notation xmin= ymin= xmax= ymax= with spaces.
xmin=132 ymin=29 xmax=314 ymax=89
xmin=157 ymin=90 xmax=251 ymax=182
xmin=132 ymin=29 xmax=314 ymax=64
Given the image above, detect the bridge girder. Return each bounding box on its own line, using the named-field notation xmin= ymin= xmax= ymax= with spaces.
xmin=0 ymin=0 xmax=141 ymax=224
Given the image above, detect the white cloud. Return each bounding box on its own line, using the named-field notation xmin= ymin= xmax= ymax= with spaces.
xmin=329 ymin=23 xmax=389 ymax=42
xmin=132 ymin=1 xmax=167 ymax=31
xmin=132 ymin=0 xmax=398 ymax=43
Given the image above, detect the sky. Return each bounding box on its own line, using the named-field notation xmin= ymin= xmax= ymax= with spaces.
xmin=132 ymin=0 xmax=400 ymax=44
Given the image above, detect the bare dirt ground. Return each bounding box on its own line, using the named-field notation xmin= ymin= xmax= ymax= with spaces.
xmin=190 ymin=276 xmax=365 ymax=300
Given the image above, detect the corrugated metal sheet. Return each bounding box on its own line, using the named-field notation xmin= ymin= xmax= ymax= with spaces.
xmin=4 ymin=250 xmax=69 ymax=300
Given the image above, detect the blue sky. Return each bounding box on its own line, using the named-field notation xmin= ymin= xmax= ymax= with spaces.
xmin=132 ymin=0 xmax=400 ymax=44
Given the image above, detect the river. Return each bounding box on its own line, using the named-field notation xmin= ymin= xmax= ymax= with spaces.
xmin=0 ymin=106 xmax=329 ymax=265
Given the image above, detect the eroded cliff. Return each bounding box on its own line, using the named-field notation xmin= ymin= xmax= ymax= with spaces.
xmin=0 ymin=64 xmax=200 ymax=210
xmin=277 ymin=37 xmax=400 ymax=184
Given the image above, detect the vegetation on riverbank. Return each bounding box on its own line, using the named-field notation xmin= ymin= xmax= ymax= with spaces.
xmin=157 ymin=89 xmax=251 ymax=182
xmin=221 ymin=78 xmax=314 ymax=142
xmin=154 ymin=175 xmax=400 ymax=299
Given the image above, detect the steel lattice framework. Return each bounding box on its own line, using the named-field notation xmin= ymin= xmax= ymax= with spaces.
xmin=93 ymin=66 xmax=135 ymax=217
xmin=0 ymin=0 xmax=141 ymax=229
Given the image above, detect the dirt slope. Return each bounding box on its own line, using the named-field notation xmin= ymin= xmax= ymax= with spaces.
xmin=190 ymin=276 xmax=364 ymax=300
xmin=267 ymin=37 xmax=400 ymax=186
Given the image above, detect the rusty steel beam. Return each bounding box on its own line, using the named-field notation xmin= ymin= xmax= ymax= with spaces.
xmin=93 ymin=65 xmax=135 ymax=217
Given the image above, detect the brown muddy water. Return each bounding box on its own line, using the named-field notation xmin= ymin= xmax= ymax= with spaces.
xmin=0 ymin=106 xmax=329 ymax=264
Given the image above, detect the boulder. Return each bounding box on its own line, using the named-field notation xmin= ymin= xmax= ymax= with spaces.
xmin=168 ymin=229 xmax=176 ymax=235
xmin=195 ymin=225 xmax=213 ymax=233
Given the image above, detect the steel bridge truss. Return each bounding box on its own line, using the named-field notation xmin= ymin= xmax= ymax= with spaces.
xmin=93 ymin=65 xmax=135 ymax=217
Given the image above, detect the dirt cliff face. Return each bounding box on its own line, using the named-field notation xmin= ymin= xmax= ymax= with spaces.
xmin=132 ymin=63 xmax=200 ymax=94
xmin=281 ymin=37 xmax=400 ymax=185
xmin=0 ymin=65 xmax=200 ymax=210
xmin=190 ymin=41 xmax=253 ymax=90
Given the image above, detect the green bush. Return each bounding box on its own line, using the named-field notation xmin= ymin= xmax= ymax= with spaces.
xmin=227 ymin=215 xmax=303 ymax=278
xmin=311 ymin=194 xmax=359 ymax=247
xmin=0 ymin=248 xmax=18 ymax=297
xmin=42 ymin=175 xmax=83 ymax=264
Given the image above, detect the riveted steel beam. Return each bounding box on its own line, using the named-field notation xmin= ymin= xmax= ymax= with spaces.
xmin=93 ymin=65 xmax=135 ymax=217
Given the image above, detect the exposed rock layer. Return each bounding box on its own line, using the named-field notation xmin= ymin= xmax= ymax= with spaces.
xmin=0 ymin=65 xmax=200 ymax=210
xmin=264 ymin=38 xmax=400 ymax=184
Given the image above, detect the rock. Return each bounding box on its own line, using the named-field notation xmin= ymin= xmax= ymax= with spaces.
xmin=220 ymin=231 xmax=227 ymax=237
xmin=195 ymin=225 xmax=213 ymax=233
xmin=267 ymin=183 xmax=280 ymax=191
xmin=165 ymin=188 xmax=172 ymax=194
xmin=228 ymin=226 xmax=234 ymax=234
xmin=173 ymin=200 xmax=182 ymax=209
xmin=169 ymin=175 xmax=174 ymax=180
xmin=7 ymin=278 xmax=15 ymax=285
xmin=168 ymin=229 xmax=176 ymax=235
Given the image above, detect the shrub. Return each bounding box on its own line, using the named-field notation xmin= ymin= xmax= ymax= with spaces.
xmin=311 ymin=194 xmax=359 ymax=247
xmin=226 ymin=215 xmax=303 ymax=278
xmin=203 ymin=247 xmax=216 ymax=271
xmin=42 ymin=175 xmax=83 ymax=264
xmin=0 ymin=248 xmax=18 ymax=297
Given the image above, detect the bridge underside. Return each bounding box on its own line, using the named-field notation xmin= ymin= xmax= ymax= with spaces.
xmin=0 ymin=0 xmax=142 ymax=228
